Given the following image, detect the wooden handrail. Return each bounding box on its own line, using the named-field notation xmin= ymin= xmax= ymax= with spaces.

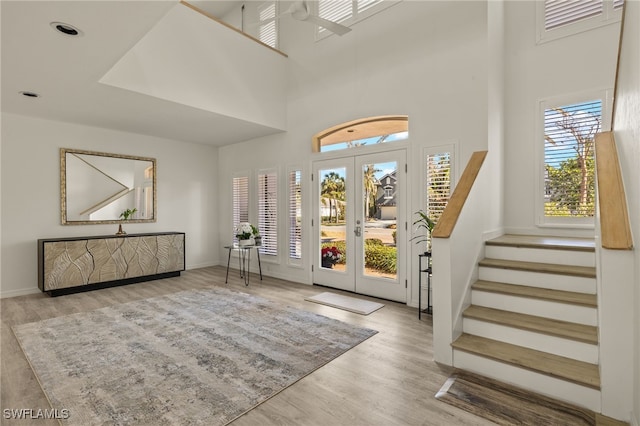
xmin=595 ymin=132 xmax=633 ymax=250
xmin=432 ymin=150 xmax=488 ymax=239
xmin=180 ymin=1 xmax=288 ymax=58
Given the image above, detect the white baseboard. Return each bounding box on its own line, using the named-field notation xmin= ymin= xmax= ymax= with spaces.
xmin=0 ymin=287 xmax=41 ymax=299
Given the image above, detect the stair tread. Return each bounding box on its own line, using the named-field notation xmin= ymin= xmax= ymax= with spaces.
xmin=463 ymin=305 xmax=598 ymax=344
xmin=486 ymin=234 xmax=595 ymax=252
xmin=452 ymin=334 xmax=600 ymax=389
xmin=472 ymin=280 xmax=597 ymax=307
xmin=479 ymin=258 xmax=596 ymax=278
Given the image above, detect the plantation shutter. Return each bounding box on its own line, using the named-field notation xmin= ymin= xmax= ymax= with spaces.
xmin=288 ymin=170 xmax=302 ymax=260
xmin=258 ymin=1 xmax=277 ymax=49
xmin=258 ymin=171 xmax=278 ymax=255
xmin=426 ymin=153 xmax=451 ymax=227
xmin=613 ymin=0 xmax=624 ymax=9
xmin=544 ymin=0 xmax=603 ymax=30
xmin=357 ymin=0 xmax=383 ymax=13
xmin=232 ymin=176 xmax=249 ymax=243
xmin=319 ymin=0 xmax=352 ymax=25
xmin=543 ymin=100 xmax=601 ymax=217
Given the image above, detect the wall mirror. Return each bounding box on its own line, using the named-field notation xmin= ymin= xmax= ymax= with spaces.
xmin=61 ymin=148 xmax=156 ymax=225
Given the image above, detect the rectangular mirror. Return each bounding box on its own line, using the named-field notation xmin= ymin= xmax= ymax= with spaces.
xmin=61 ymin=148 xmax=156 ymax=225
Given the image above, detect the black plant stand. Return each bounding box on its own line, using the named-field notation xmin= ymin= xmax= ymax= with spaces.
xmin=418 ymin=251 xmax=432 ymax=319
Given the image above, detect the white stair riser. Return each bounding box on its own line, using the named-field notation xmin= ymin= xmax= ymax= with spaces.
xmin=485 ymin=246 xmax=595 ymax=268
xmin=453 ymin=350 xmax=601 ymax=412
xmin=479 ymin=267 xmax=596 ymax=294
xmin=471 ymin=291 xmax=598 ymax=326
xmin=462 ymin=318 xmax=599 ymax=363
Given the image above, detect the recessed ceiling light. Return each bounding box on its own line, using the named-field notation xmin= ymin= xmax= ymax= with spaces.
xmin=19 ymin=91 xmax=41 ymax=98
xmin=50 ymin=22 xmax=83 ymax=37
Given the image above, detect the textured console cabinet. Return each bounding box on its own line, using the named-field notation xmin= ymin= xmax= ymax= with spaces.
xmin=38 ymin=232 xmax=185 ymax=295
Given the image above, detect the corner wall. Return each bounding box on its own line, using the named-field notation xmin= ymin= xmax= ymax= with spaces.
xmin=0 ymin=113 xmax=219 ymax=298
xmin=610 ymin=1 xmax=640 ymax=423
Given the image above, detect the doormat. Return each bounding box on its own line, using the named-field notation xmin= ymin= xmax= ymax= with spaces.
xmin=305 ymin=292 xmax=384 ymax=315
xmin=435 ymin=370 xmax=596 ymax=425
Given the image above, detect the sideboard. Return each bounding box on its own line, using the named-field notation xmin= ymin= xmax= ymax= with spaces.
xmin=38 ymin=232 xmax=185 ymax=296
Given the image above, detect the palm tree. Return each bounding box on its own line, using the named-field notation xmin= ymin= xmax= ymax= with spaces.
xmin=362 ymin=164 xmax=380 ymax=219
xmin=321 ymin=172 xmax=345 ymax=223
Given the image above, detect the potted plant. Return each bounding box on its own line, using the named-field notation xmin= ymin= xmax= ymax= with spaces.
xmin=321 ymin=246 xmax=342 ymax=269
xmin=410 ymin=210 xmax=435 ymax=254
xmin=116 ymin=208 xmax=137 ymax=235
xmin=235 ymin=222 xmax=259 ymax=246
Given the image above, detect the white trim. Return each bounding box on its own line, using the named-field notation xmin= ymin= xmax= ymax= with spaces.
xmin=0 ymin=287 xmax=41 ymax=299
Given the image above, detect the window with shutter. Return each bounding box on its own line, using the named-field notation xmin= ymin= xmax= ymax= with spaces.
xmin=543 ymin=99 xmax=601 ymax=218
xmin=232 ymin=176 xmax=249 ymax=243
xmin=288 ymin=170 xmax=302 ymax=260
xmin=316 ymin=0 xmax=399 ymax=39
xmin=258 ymin=1 xmax=278 ymax=49
xmin=537 ymin=0 xmax=623 ymax=43
xmin=258 ymin=170 xmax=278 ymax=256
xmin=426 ymin=152 xmax=451 ymax=232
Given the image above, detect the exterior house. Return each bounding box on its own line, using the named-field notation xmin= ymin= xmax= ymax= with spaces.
xmin=1 ymin=1 xmax=638 ymax=424
xmin=375 ymin=171 xmax=397 ymax=220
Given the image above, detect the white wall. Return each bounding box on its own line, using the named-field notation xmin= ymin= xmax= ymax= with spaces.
xmin=0 ymin=113 xmax=219 ymax=298
xmin=217 ymin=1 xmax=489 ymax=304
xmin=611 ymin=1 xmax=640 ymax=423
xmin=503 ymin=1 xmax=620 ymax=237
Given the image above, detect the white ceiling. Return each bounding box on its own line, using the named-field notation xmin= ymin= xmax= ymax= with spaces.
xmin=1 ymin=0 xmax=284 ymax=146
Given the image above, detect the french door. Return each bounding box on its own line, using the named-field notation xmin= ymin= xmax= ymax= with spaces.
xmin=312 ymin=150 xmax=406 ymax=302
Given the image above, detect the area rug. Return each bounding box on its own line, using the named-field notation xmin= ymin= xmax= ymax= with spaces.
xmin=304 ymin=292 xmax=384 ymax=315
xmin=12 ymin=287 xmax=377 ymax=425
xmin=435 ymin=370 xmax=596 ymax=425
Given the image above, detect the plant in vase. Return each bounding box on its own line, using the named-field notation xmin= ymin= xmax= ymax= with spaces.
xmin=116 ymin=208 xmax=137 ymax=235
xmin=321 ymin=246 xmax=342 ymax=269
xmin=410 ymin=210 xmax=436 ymax=254
xmin=235 ymin=222 xmax=259 ymax=246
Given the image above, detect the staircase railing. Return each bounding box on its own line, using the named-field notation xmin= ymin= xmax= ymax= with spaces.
xmin=432 ymin=150 xmax=488 ymax=239
xmin=594 ymin=131 xmax=633 ymax=250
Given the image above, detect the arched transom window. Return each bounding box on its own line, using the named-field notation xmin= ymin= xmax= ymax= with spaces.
xmin=312 ymin=115 xmax=408 ymax=153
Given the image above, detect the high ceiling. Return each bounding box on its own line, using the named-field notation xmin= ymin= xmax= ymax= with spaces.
xmin=1 ymin=1 xmax=284 ymax=146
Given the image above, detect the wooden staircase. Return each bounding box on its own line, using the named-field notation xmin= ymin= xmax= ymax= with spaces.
xmin=451 ymin=234 xmax=601 ymax=411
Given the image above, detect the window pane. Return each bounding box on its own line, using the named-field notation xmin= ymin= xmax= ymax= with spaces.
xmin=319 ymin=168 xmax=347 ymax=270
xmin=258 ymin=2 xmax=277 ymax=49
xmin=258 ymin=171 xmax=278 ymax=255
xmin=544 ymin=100 xmax=601 ymax=217
xmin=426 ymin=152 xmax=451 ymax=248
xmin=544 ymin=0 xmax=603 ymax=30
xmin=289 ymin=170 xmax=302 ymax=259
xmin=319 ymin=0 xmax=352 ymax=23
xmin=232 ymin=176 xmax=249 ymax=243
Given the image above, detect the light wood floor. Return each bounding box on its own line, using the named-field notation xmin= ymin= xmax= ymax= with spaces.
xmin=0 ymin=266 xmax=579 ymax=425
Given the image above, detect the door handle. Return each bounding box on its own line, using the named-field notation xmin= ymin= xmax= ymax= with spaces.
xmin=354 ymin=226 xmax=361 ymax=237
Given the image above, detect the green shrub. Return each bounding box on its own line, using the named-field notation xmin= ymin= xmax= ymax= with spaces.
xmin=365 ymin=238 xmax=383 ymax=246
xmin=365 ymin=245 xmax=397 ymax=274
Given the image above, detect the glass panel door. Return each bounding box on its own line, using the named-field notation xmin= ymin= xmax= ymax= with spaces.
xmin=313 ymin=150 xmax=406 ymax=302
xmin=313 ymin=159 xmax=354 ymax=292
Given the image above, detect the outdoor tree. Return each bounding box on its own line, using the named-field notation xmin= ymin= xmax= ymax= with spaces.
xmin=321 ymin=172 xmax=345 ymax=223
xmin=363 ymin=164 xmax=381 ymax=219
xmin=544 ymin=106 xmax=600 ymax=217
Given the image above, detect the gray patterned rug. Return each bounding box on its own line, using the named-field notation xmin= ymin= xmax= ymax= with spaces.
xmin=13 ymin=287 xmax=377 ymax=425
